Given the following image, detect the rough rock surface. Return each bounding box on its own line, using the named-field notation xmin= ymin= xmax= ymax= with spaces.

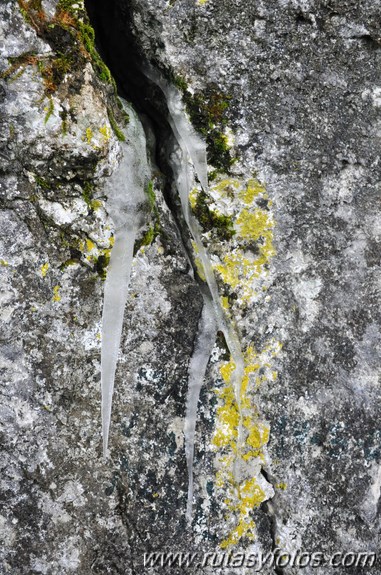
xmin=1 ymin=0 xmax=381 ymax=573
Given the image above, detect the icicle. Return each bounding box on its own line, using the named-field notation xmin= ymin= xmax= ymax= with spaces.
xmin=145 ymin=66 xmax=246 ymax=514
xmin=101 ymin=100 xmax=150 ymax=457
xmin=146 ymin=68 xmax=245 ymax=409
xmin=101 ymin=227 xmax=137 ymax=456
xmin=185 ymin=298 xmax=217 ymax=522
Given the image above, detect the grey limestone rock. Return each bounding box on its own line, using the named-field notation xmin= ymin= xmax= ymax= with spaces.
xmin=1 ymin=0 xmax=380 ymax=573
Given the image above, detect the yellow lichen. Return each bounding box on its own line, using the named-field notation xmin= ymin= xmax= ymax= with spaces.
xmin=239 ymin=178 xmax=266 ymax=205
xmin=210 ymin=176 xmax=275 ymax=303
xmin=212 ymin=340 xmax=280 ymax=548
xmin=236 ymin=208 xmax=274 ymax=241
xmin=99 ymin=125 xmax=111 ymax=141
xmin=85 ymin=127 xmax=93 ymax=144
xmin=195 ymin=257 xmax=206 ymax=281
xmin=221 ymin=296 xmax=229 ymax=311
xmin=189 ymin=187 xmax=199 ymax=209
xmin=40 ymin=262 xmax=49 ymax=278
xmin=212 ymin=178 xmax=241 ymax=196
xmin=220 ymin=478 xmax=265 ymax=549
xmin=52 ymin=285 xmax=61 ymax=302
xmin=86 ymin=238 xmax=95 ymax=251
xmin=90 ymin=199 xmax=102 ymax=210
xmin=188 ymin=175 xmax=280 ymax=548
xmin=0 ymin=258 xmax=9 ymax=266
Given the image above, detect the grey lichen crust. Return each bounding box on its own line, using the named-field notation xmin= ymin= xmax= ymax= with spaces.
xmin=1 ymin=0 xmax=381 ymax=574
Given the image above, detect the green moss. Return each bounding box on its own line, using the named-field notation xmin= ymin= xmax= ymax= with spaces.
xmin=134 ymin=222 xmax=160 ymax=253
xmin=44 ymin=97 xmax=54 ymax=124
xmin=131 ymin=182 xmax=161 ymax=252
xmin=82 ymin=181 xmax=94 ymax=207
xmin=56 ymin=0 xmax=84 ymax=17
xmin=15 ymin=0 xmax=117 ymax=94
xmin=0 ymin=53 xmax=38 ymax=80
xmin=141 ymin=225 xmax=157 ymax=246
xmin=180 ymin=87 xmax=234 ymax=173
xmin=173 ymin=73 xmax=188 ymax=92
xmin=59 ymin=258 xmax=79 ymax=270
xmin=192 ymin=190 xmax=235 ymax=241
xmin=13 ymin=0 xmax=126 ymax=148
xmin=95 ymin=252 xmax=110 ymax=281
xmin=35 ymin=175 xmax=50 ymax=189
xmin=145 ymin=180 xmax=156 ymax=211
xmin=60 ymin=108 xmax=68 ymax=135
xmin=107 ymin=108 xmax=126 ymax=142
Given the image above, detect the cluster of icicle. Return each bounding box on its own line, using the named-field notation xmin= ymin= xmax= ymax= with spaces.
xmin=101 ymin=99 xmax=150 ymax=457
xmin=101 ymin=78 xmax=244 ymax=523
xmin=145 ymin=68 xmax=245 ymax=522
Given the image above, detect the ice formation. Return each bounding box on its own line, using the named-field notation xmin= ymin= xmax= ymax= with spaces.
xmin=146 ymin=68 xmax=245 ymax=517
xmin=101 ymin=100 xmax=150 ymax=457
xmin=184 ymin=298 xmax=217 ymax=521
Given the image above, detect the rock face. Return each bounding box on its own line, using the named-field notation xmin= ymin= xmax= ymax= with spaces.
xmin=1 ymin=0 xmax=381 ymax=574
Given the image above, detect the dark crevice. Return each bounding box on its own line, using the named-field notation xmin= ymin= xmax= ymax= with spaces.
xmin=85 ymin=0 xmax=210 ymax=293
xmin=85 ymin=0 xmax=198 ymax=262
xmin=84 ymin=0 xmax=171 ymax=162
xmin=261 ymin=468 xmax=285 ymax=575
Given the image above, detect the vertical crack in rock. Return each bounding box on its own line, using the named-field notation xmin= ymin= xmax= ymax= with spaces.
xmin=86 ymin=0 xmax=278 ymax=550
xmin=261 ymin=468 xmax=285 ymax=575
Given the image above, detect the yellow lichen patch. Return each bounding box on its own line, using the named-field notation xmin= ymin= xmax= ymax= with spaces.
xmin=220 ymin=518 xmax=256 ymax=549
xmin=85 ymin=127 xmax=93 ymax=144
xmin=40 ymin=262 xmax=49 ymax=278
xmin=236 ymin=208 xmax=274 ymax=242
xmin=195 ymin=256 xmax=206 ymax=281
xmin=221 ymin=296 xmax=229 ymax=311
xmin=275 ymin=482 xmax=287 ymax=491
xmin=188 ymin=175 xmax=280 ymax=547
xmin=191 ymin=240 xmax=206 ymax=281
xmin=189 ymin=187 xmax=199 ymax=209
xmin=197 ymin=0 xmax=208 ymax=5
xmin=220 ymin=477 xmax=265 ymax=549
xmin=239 ymin=178 xmax=266 ymax=205
xmin=212 ymin=178 xmax=242 ymax=196
xmin=0 ymin=259 xmax=9 ymax=266
xmin=90 ymin=199 xmax=102 ymax=210
xmin=245 ymin=421 xmax=270 ymax=450
xmin=207 ymin=175 xmax=276 ymax=304
xmin=86 ymin=238 xmax=95 ymax=252
xmin=215 ymin=252 xmax=249 ymax=289
xmin=52 ymin=285 xmax=61 ymax=302
xmin=212 ymin=381 xmax=239 ymax=449
xmin=212 ymin=340 xmax=281 ymax=548
xmin=99 ymin=125 xmax=111 ymax=141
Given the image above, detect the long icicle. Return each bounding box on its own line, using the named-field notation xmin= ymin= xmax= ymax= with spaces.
xmin=101 ymin=227 xmax=137 ymax=456
xmin=101 ymin=100 xmax=150 ymax=457
xmin=185 ymin=298 xmax=217 ymax=522
xmin=145 ymin=67 xmax=246 ymax=513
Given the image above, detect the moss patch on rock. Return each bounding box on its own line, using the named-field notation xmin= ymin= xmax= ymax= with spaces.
xmin=181 ymin=84 xmax=234 ymax=173
xmin=192 ymin=189 xmax=235 ymax=241
xmin=4 ymin=0 xmax=125 ymax=139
